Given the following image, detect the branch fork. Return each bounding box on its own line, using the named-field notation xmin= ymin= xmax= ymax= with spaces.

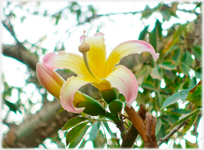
xmin=124 ymin=105 xmax=158 ymax=148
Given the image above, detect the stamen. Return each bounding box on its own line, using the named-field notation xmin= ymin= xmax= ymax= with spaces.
xmin=78 ymin=31 xmax=90 ymax=53
xmin=78 ymin=30 xmax=99 ymax=80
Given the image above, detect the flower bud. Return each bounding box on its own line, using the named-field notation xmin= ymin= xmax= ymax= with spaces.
xmin=36 ymin=63 xmax=65 ymax=100
xmin=108 ymin=99 xmax=123 ymax=114
xmin=100 ymin=88 xmax=118 ymax=104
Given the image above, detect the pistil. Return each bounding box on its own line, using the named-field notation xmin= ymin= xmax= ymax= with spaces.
xmin=78 ymin=30 xmax=99 ymax=80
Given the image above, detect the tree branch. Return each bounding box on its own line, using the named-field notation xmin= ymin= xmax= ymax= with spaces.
xmin=124 ymin=106 xmax=158 ymax=148
xmin=3 ymin=99 xmax=77 ymax=148
xmin=121 ymin=124 xmax=138 ymax=148
xmin=157 ymin=119 xmax=188 ymax=146
xmin=121 ymin=104 xmax=146 ymax=148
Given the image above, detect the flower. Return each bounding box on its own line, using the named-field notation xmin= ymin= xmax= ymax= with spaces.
xmin=37 ymin=32 xmax=159 ymax=114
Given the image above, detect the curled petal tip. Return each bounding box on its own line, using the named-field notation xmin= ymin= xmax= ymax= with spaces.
xmin=153 ymin=53 xmax=160 ymax=62
xmin=42 ymin=52 xmax=56 ymax=70
xmin=60 ymin=76 xmax=92 ymax=114
xmin=105 ymin=65 xmax=138 ymax=106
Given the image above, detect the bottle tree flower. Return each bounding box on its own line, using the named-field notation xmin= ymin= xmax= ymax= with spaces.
xmin=36 ymin=31 xmax=159 ymax=115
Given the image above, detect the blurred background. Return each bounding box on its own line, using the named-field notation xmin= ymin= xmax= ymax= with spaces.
xmin=1 ymin=1 xmax=203 ymax=148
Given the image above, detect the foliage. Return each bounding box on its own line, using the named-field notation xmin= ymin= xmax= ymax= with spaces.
xmin=2 ymin=1 xmax=202 ymax=149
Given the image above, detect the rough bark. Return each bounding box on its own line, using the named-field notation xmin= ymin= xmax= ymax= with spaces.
xmin=2 ymin=44 xmax=76 ymax=79
xmin=3 ymin=99 xmax=77 ymax=148
xmin=121 ymin=104 xmax=146 ymax=148
xmin=125 ymin=106 xmax=158 ymax=148
xmin=2 ymin=44 xmax=39 ymax=71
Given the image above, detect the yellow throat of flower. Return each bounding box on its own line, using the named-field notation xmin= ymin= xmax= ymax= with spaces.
xmin=78 ymin=30 xmax=99 ymax=80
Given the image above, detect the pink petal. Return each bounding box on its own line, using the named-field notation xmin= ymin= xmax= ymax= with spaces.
xmin=36 ymin=63 xmax=65 ymax=99
xmin=60 ymin=76 xmax=92 ymax=113
xmin=105 ymin=65 xmax=138 ymax=107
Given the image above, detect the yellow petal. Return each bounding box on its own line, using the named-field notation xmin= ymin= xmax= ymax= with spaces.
xmin=60 ymin=76 xmax=92 ymax=113
xmin=36 ymin=63 xmax=65 ymax=100
xmin=105 ymin=65 xmax=138 ymax=107
xmin=105 ymin=40 xmax=159 ymax=74
xmin=92 ymin=78 xmax=112 ymax=91
xmin=42 ymin=51 xmax=96 ymax=81
xmin=84 ymin=33 xmax=107 ymax=78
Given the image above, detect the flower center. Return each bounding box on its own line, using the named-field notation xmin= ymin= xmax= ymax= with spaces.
xmin=78 ymin=31 xmax=99 ymax=80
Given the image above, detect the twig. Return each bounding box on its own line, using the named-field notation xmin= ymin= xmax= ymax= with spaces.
xmin=157 ymin=119 xmax=188 ymax=146
xmin=2 ymin=19 xmax=29 ymax=68
xmin=118 ymin=113 xmax=129 ymax=120
xmin=115 ymin=117 xmax=127 ymax=139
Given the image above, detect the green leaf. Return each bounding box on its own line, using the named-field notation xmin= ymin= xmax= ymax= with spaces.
xmin=183 ymin=112 xmax=199 ymax=135
xmin=149 ymin=26 xmax=157 ymax=51
xmin=195 ymin=67 xmax=201 ymax=79
xmin=156 ymin=19 xmax=162 ymax=40
xmin=195 ymin=2 xmax=202 ymax=9
xmin=163 ymin=23 xmax=188 ymax=54
xmin=93 ymin=130 xmax=106 ymax=148
xmin=186 ymin=140 xmax=199 ymax=148
xmin=102 ymin=121 xmax=116 ymax=139
xmin=155 ymin=118 xmax=162 ymax=135
xmin=68 ymin=125 xmax=90 ymax=148
xmin=89 ymin=121 xmax=101 ymax=141
xmin=161 ymin=89 xmax=190 ymax=109
xmin=167 ymin=108 xmax=201 ymax=133
xmin=78 ymin=139 xmax=87 ymax=148
xmin=135 ymin=65 xmax=151 ymax=84
xmin=153 ymin=2 xmax=163 ymax=12
xmin=149 ymin=19 xmax=162 ymax=51
xmin=189 ymin=77 xmax=197 ymax=87
xmin=181 ymin=63 xmax=190 ymax=75
xmin=66 ymin=122 xmax=89 ymax=145
xmin=141 ymin=5 xmax=153 ymax=18
xmin=161 ymin=10 xmax=171 ymax=21
xmin=192 ymin=45 xmax=201 ymax=60
xmin=182 ymin=51 xmax=193 ymax=67
xmin=4 ymin=100 xmax=18 ymax=113
xmin=138 ymin=25 xmax=149 ymax=40
xmin=181 ymin=52 xmax=193 ymax=75
xmin=186 ymin=82 xmax=202 ymax=108
xmin=172 ymin=48 xmax=182 ymax=65
xmin=76 ymin=9 xmax=81 ymax=22
xmin=141 ymin=82 xmax=155 ymax=91
xmin=62 ymin=116 xmax=89 ymax=131
xmin=159 ymin=61 xmax=177 ymax=70
xmin=150 ymin=66 xmax=162 ymax=80
xmin=187 ymin=21 xmax=195 ymax=33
